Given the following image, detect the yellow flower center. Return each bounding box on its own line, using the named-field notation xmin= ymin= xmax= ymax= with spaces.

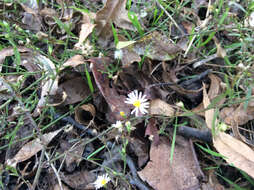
xmin=101 ymin=179 xmax=107 ymax=185
xmin=133 ymin=100 xmax=141 ymax=107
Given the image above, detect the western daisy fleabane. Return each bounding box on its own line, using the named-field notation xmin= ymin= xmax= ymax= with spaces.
xmin=112 ymin=120 xmax=123 ymax=133
xmin=125 ymin=90 xmax=149 ymax=117
xmin=114 ymin=49 xmax=123 ymax=59
xmin=93 ymin=173 xmax=111 ymax=189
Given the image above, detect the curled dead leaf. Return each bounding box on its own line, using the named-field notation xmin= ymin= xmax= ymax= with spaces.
xmin=74 ymin=12 xmax=95 ymax=49
xmin=75 ymin=103 xmax=96 ymax=125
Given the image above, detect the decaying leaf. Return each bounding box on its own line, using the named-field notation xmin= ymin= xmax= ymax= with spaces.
xmin=121 ymin=47 xmax=141 ymax=67
xmin=128 ymin=137 xmax=149 ymax=168
xmin=62 ymin=55 xmax=85 ymax=68
xmin=145 ymin=118 xmax=160 ymax=146
xmin=20 ymin=0 xmax=41 ymax=31
xmin=6 ymin=129 xmax=62 ymax=168
xmin=138 ymin=137 xmax=202 ymax=190
xmin=121 ymin=31 xmax=181 ymax=61
xmin=149 ymin=99 xmax=175 ymax=117
xmin=89 ymin=57 xmax=131 ymax=121
xmin=59 ymin=76 xmax=90 ymax=105
xmin=75 ymin=13 xmax=95 ymax=49
xmin=60 ymin=170 xmax=95 ymax=190
xmin=192 ymin=74 xmax=225 ymax=116
xmin=95 ymin=0 xmax=136 ymax=41
xmin=220 ymin=99 xmax=254 ymax=126
xmin=0 ymin=46 xmax=31 ymax=72
xmin=214 ymin=132 xmax=254 ymax=179
xmin=204 ymin=87 xmax=254 ymax=179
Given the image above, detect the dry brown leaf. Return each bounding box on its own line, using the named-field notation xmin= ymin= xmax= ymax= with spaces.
xmin=213 ymin=132 xmax=254 ymax=179
xmin=203 ymin=85 xmax=217 ymax=129
xmin=59 ymin=76 xmax=90 ymax=105
xmin=204 ymin=87 xmax=254 ymax=178
xmin=62 ymin=55 xmax=85 ymax=68
xmin=20 ymin=0 xmax=41 ymax=31
xmin=121 ymin=48 xmax=141 ymax=67
xmin=192 ymin=74 xmax=224 ymax=116
xmin=128 ymin=137 xmax=149 ymax=168
xmin=6 ymin=129 xmax=62 ymax=168
xmin=90 ymin=57 xmax=131 ymax=121
xmin=95 ymin=0 xmax=136 ymax=36
xmin=75 ymin=13 xmax=95 ymax=49
xmin=149 ymin=99 xmax=175 ymax=117
xmin=0 ymin=46 xmax=31 ymax=72
xmin=220 ymin=99 xmax=254 ymax=126
xmin=60 ymin=170 xmax=95 ymax=190
xmin=138 ymin=137 xmax=202 ymax=190
xmin=124 ymin=31 xmax=181 ymax=61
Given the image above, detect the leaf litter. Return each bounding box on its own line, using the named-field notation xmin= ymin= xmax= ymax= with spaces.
xmin=1 ymin=0 xmax=254 ymax=189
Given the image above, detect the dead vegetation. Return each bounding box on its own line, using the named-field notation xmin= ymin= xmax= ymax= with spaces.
xmin=1 ymin=0 xmax=254 ymax=189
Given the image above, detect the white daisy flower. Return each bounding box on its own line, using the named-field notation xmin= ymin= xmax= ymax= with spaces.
xmin=125 ymin=90 xmax=149 ymax=117
xmin=114 ymin=49 xmax=123 ymax=59
xmin=93 ymin=173 xmax=111 ymax=189
xmin=112 ymin=120 xmax=123 ymax=133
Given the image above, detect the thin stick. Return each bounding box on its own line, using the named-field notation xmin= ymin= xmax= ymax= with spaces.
xmin=45 ymin=151 xmax=64 ymax=190
xmin=192 ymin=53 xmax=218 ymax=68
xmin=155 ymin=0 xmax=185 ymax=35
